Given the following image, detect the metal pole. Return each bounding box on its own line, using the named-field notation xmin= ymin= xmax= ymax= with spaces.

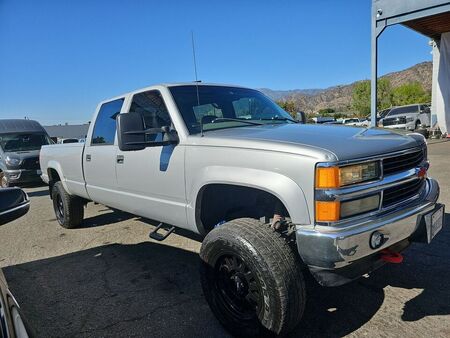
xmin=370 ymin=8 xmax=378 ymax=128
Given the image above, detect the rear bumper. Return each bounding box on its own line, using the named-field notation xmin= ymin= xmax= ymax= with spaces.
xmin=296 ymin=178 xmax=441 ymax=286
xmin=4 ymin=169 xmax=42 ymax=184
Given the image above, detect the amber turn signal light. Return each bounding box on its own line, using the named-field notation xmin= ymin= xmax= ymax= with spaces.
xmin=315 ymin=167 xmax=340 ymax=188
xmin=316 ymin=201 xmax=340 ymax=222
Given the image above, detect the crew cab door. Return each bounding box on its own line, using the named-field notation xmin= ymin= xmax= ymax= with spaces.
xmin=83 ymin=98 xmax=124 ymax=207
xmin=115 ymin=90 xmax=187 ymax=227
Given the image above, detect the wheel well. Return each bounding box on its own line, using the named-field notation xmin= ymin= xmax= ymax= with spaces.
xmin=47 ymin=168 xmax=61 ymax=197
xmin=196 ymin=184 xmax=290 ymax=234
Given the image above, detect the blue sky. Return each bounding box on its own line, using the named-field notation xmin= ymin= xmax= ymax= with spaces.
xmin=0 ymin=0 xmax=432 ymax=124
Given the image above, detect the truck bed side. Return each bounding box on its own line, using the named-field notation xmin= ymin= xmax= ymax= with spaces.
xmin=40 ymin=143 xmax=89 ymax=199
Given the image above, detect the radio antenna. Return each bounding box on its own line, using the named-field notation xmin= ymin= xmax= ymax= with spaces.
xmin=191 ymin=31 xmax=200 ymax=107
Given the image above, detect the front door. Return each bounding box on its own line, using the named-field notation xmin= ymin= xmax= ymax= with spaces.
xmin=115 ymin=90 xmax=187 ymax=227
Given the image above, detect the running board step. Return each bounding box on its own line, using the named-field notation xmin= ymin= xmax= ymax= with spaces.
xmin=149 ymin=223 xmax=175 ymax=241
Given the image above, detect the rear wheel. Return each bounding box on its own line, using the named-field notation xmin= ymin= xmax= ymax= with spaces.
xmin=51 ymin=181 xmax=84 ymax=228
xmin=200 ymin=218 xmax=305 ymax=337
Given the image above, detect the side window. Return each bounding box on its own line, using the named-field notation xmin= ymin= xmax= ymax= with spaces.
xmin=405 ymin=106 xmax=418 ymax=114
xmin=91 ymin=99 xmax=124 ymax=145
xmin=130 ymin=90 xmax=171 ymax=129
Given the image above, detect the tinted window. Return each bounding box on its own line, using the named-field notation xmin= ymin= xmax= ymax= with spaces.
xmin=130 ymin=90 xmax=171 ymax=129
xmin=91 ymin=99 xmax=124 ymax=145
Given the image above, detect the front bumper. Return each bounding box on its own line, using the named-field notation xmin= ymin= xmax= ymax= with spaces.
xmin=296 ymin=178 xmax=441 ymax=286
xmin=383 ymin=123 xmax=408 ymax=130
xmin=4 ymin=169 xmax=42 ymax=184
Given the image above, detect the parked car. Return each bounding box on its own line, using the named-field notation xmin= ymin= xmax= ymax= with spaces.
xmin=57 ymin=138 xmax=80 ymax=144
xmin=312 ymin=116 xmax=335 ymax=124
xmin=340 ymin=118 xmax=361 ymax=126
xmin=0 ymin=120 xmax=52 ymax=188
xmin=380 ymin=104 xmax=431 ymax=130
xmin=0 ymin=187 xmax=32 ymax=338
xmin=40 ymin=83 xmax=444 ymax=337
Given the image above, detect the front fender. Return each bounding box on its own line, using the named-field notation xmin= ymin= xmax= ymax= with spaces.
xmin=187 ymin=166 xmax=311 ymax=233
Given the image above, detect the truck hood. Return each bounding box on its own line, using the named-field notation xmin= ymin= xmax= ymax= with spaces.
xmin=3 ymin=149 xmax=40 ymax=161
xmin=191 ymin=124 xmax=424 ymax=161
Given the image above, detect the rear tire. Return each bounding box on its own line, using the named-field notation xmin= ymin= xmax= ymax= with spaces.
xmin=200 ymin=218 xmax=305 ymax=337
xmin=51 ymin=181 xmax=84 ymax=228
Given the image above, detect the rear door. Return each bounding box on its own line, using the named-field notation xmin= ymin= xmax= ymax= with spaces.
xmin=83 ymin=98 xmax=124 ymax=207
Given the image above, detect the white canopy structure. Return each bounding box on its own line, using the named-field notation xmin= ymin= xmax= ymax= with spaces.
xmin=371 ymin=0 xmax=450 ymax=134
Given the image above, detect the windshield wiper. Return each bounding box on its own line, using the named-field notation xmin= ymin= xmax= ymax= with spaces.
xmin=258 ymin=117 xmax=297 ymax=123
xmin=200 ymin=117 xmax=263 ymax=136
xmin=212 ymin=118 xmax=264 ymax=125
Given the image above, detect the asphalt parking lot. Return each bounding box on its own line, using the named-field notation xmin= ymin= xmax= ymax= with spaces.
xmin=1 ymin=140 xmax=450 ymax=338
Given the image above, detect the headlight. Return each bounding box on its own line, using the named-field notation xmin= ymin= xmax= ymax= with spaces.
xmin=406 ymin=117 xmax=414 ymax=122
xmin=316 ymin=161 xmax=381 ymax=188
xmin=5 ymin=156 xmax=21 ymax=166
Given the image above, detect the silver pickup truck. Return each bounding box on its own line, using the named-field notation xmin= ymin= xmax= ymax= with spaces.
xmin=40 ymin=83 xmax=444 ymax=337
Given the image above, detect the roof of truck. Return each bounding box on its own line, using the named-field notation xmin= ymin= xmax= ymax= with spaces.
xmin=99 ymin=82 xmax=251 ymax=105
xmin=0 ymin=119 xmax=45 ymax=134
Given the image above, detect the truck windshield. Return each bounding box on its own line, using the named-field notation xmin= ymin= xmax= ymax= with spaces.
xmin=0 ymin=133 xmax=51 ymax=152
xmin=169 ymin=85 xmax=295 ymax=134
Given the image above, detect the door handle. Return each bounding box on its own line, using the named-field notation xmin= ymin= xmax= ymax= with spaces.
xmin=86 ymin=154 xmax=91 ymax=162
xmin=116 ymin=155 xmax=124 ymax=164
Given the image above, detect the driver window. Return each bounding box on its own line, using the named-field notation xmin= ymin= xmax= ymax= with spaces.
xmin=129 ymin=90 xmax=172 ymax=141
xmin=130 ymin=90 xmax=171 ymax=129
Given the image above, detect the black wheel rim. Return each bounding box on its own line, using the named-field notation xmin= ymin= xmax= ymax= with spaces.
xmin=55 ymin=193 xmax=65 ymax=223
xmin=214 ymin=254 xmax=262 ymax=321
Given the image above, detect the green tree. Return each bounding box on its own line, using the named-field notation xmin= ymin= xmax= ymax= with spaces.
xmin=351 ymin=78 xmax=393 ymax=117
xmin=318 ymin=108 xmax=335 ymax=116
xmin=377 ymin=78 xmax=393 ymax=110
xmin=352 ymin=80 xmax=371 ymax=117
xmin=391 ymin=82 xmax=431 ymax=106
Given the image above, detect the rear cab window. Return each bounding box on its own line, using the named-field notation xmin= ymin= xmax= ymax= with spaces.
xmin=91 ymin=98 xmax=124 ymax=145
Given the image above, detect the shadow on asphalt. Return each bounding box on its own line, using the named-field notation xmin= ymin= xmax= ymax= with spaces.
xmin=4 ymin=216 xmax=450 ymax=337
xmin=80 ymin=209 xmax=135 ymax=229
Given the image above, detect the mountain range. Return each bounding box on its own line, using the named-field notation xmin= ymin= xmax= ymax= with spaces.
xmin=260 ymin=61 xmax=432 ymax=113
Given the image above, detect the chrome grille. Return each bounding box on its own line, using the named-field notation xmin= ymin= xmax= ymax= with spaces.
xmin=383 ymin=149 xmax=424 ymax=176
xmin=382 ymin=179 xmax=424 ymax=208
xmin=383 ymin=117 xmax=406 ymax=126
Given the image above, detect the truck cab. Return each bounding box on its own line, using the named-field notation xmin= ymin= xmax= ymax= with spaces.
xmin=0 ymin=119 xmax=52 ymax=187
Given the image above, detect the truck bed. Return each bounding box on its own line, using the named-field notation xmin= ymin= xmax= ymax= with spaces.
xmin=40 ymin=143 xmax=89 ymax=199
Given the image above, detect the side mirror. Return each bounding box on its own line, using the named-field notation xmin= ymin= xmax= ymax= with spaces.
xmin=295 ymin=111 xmax=307 ymax=124
xmin=0 ymin=188 xmax=30 ymax=226
xmin=117 ymin=112 xmax=179 ymax=151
